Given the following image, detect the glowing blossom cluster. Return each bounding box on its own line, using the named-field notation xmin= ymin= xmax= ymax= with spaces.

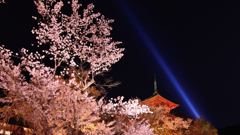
xmin=102 ymin=96 xmax=152 ymax=118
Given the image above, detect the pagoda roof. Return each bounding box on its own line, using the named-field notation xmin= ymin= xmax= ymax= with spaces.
xmin=142 ymin=92 xmax=179 ymax=109
xmin=141 ymin=74 xmax=179 ymax=109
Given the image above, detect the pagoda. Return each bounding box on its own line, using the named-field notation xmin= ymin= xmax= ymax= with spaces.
xmin=141 ymin=74 xmax=179 ymax=110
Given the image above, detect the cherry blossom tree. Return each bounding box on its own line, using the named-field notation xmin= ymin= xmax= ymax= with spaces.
xmin=0 ymin=0 xmax=156 ymax=134
xmin=0 ymin=46 xmax=108 ymax=134
xmin=32 ymin=0 xmax=124 ymax=85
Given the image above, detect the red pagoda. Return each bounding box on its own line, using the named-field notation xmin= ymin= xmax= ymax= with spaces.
xmin=141 ymin=74 xmax=179 ymax=110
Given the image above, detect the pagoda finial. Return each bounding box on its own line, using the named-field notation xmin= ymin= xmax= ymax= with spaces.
xmin=154 ymin=74 xmax=158 ymax=94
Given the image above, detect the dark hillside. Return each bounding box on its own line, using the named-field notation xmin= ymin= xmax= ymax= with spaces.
xmin=218 ymin=124 xmax=240 ymax=135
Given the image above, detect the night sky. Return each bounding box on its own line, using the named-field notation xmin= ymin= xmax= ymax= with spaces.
xmin=1 ymin=0 xmax=240 ymax=129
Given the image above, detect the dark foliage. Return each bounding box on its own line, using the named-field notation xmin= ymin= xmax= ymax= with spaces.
xmin=218 ymin=124 xmax=240 ymax=135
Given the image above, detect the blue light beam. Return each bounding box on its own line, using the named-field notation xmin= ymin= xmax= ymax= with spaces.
xmin=116 ymin=0 xmax=200 ymax=118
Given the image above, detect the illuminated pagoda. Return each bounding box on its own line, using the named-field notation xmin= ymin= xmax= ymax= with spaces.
xmin=141 ymin=74 xmax=179 ymax=110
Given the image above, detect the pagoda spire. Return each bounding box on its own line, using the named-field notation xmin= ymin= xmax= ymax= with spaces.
xmin=154 ymin=74 xmax=158 ymax=94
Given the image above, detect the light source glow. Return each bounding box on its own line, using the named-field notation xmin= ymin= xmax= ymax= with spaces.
xmin=116 ymin=0 xmax=200 ymax=118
